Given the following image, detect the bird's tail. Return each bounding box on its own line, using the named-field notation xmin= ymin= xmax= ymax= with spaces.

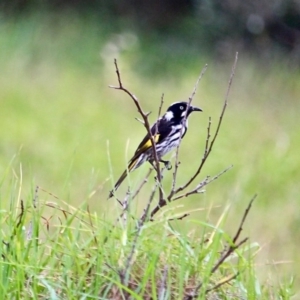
xmin=108 ymin=169 xmax=128 ymax=198
xmin=108 ymin=158 xmax=138 ymax=199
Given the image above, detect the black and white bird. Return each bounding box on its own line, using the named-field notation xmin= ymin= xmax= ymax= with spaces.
xmin=109 ymin=101 xmax=202 ymax=198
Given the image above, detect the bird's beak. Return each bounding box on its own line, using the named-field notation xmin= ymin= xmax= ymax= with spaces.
xmin=190 ymin=105 xmax=202 ymax=112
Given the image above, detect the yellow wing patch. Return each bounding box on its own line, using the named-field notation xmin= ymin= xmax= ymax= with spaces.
xmin=138 ymin=134 xmax=160 ymax=152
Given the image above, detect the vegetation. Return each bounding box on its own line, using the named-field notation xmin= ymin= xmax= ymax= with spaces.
xmin=0 ymin=13 xmax=299 ymax=298
xmin=2 ymin=0 xmax=300 ymax=64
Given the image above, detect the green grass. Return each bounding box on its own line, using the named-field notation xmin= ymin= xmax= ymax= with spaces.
xmin=0 ymin=12 xmax=299 ymax=298
xmin=0 ymin=183 xmax=284 ymax=299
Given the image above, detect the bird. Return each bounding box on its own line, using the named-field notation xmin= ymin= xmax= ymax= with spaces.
xmin=108 ymin=101 xmax=202 ymax=198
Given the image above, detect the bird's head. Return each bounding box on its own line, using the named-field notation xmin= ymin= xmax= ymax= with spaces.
xmin=165 ymin=101 xmax=202 ymax=121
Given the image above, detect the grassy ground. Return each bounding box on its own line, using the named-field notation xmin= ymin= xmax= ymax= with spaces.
xmin=0 ymin=13 xmax=299 ymax=298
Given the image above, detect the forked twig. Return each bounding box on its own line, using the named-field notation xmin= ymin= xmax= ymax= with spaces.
xmin=140 ymin=166 xmax=167 ymax=223
xmin=119 ymin=167 xmax=169 ymax=287
xmin=132 ymin=168 xmax=153 ymax=200
xmin=172 ymin=52 xmax=238 ymax=200
xmin=232 ymin=194 xmax=256 ymax=243
xmin=171 ymin=165 xmax=232 ymax=201
xmin=150 ymin=65 xmax=208 ymax=217
xmin=170 ymin=64 xmax=208 ymax=198
xmin=188 ymin=195 xmax=256 ymax=298
xmin=109 ymin=59 xmax=163 ymax=196
xmin=150 ymin=53 xmax=238 ymax=218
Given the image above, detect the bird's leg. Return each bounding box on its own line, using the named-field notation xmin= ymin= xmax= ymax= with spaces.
xmin=160 ymin=159 xmax=172 ymax=170
xmin=150 ymin=159 xmax=172 ymax=181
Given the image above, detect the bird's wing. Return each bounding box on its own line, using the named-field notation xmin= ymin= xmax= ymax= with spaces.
xmin=108 ymin=118 xmax=173 ymax=198
xmin=128 ymin=118 xmax=173 ymax=164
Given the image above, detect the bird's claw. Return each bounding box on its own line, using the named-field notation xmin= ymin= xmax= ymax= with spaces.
xmin=160 ymin=159 xmax=172 ymax=170
xmin=165 ymin=161 xmax=172 ymax=170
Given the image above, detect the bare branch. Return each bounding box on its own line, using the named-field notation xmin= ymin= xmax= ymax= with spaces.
xmin=121 ymin=190 xmax=131 ymax=226
xmin=169 ymin=64 xmax=208 ymax=198
xmin=206 ymin=272 xmax=239 ymax=294
xmin=150 ymin=166 xmax=232 ymax=219
xmin=191 ymin=194 xmax=255 ymax=297
xmin=110 ymin=58 xmax=163 ymax=196
xmin=172 ymin=165 xmax=233 ymax=201
xmin=232 ymin=194 xmax=256 ymax=244
xmin=150 ymin=198 xmax=166 ymax=219
xmin=172 ymin=53 xmax=238 ymax=197
xmin=209 ymin=195 xmax=256 ymax=277
xmin=156 ymin=93 xmax=165 ymax=201
xmin=120 ymin=216 xmax=143 ymax=286
xmin=158 ymin=93 xmax=165 ymax=120
xmin=204 ymin=117 xmax=212 ymax=156
xmin=120 ymin=167 xmax=168 ymax=286
xmin=210 ymin=237 xmax=248 ymax=276
xmin=167 ymin=213 xmax=190 ymax=221
xmin=140 ymin=166 xmax=167 ymax=223
xmin=135 ymin=117 xmax=145 ymax=125
xmin=132 ymin=168 xmax=153 ymax=200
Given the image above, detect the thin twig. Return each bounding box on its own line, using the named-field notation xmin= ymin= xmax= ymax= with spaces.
xmin=210 ymin=237 xmax=248 ymax=276
xmin=105 ymin=170 xmax=154 ymax=245
xmin=204 ymin=117 xmax=212 ymax=156
xmin=171 ymin=165 xmax=233 ymax=201
xmin=232 ymin=194 xmax=256 ymax=244
xmin=150 ymin=165 xmax=232 ymax=219
xmin=208 ymin=196 xmax=256 ymax=277
xmin=185 ymin=272 xmax=240 ymax=299
xmin=167 ymin=213 xmax=190 ymax=221
xmin=121 ymin=167 xmax=167 ymax=285
xmin=151 ymin=65 xmax=208 ymax=218
xmin=205 ymin=272 xmax=239 ymax=294
xmin=150 ymin=198 xmax=166 ymax=218
xmin=110 ymin=59 xmax=163 ymax=194
xmin=120 ymin=222 xmax=142 ymax=286
xmin=140 ymin=167 xmax=167 ymax=223
xmin=192 ymin=194 xmax=255 ymax=296
xmin=155 ymin=93 xmax=165 ymax=202
xmin=169 ymin=65 xmax=208 ymax=198
xmin=158 ymin=93 xmax=165 ymax=120
xmin=132 ymin=168 xmax=153 ymax=200
xmin=173 ymin=53 xmax=238 ymax=198
xmin=121 ymin=189 xmax=131 ymax=226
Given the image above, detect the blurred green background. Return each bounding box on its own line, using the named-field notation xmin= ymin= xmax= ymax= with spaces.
xmin=0 ymin=0 xmax=299 ymax=293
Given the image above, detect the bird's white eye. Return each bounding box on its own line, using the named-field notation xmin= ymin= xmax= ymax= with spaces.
xmin=180 ymin=106 xmax=184 ymax=110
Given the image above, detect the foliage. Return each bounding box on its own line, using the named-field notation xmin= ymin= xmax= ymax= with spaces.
xmin=1 ymin=0 xmax=300 ymax=63
xmin=0 ymin=179 xmax=289 ymax=299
